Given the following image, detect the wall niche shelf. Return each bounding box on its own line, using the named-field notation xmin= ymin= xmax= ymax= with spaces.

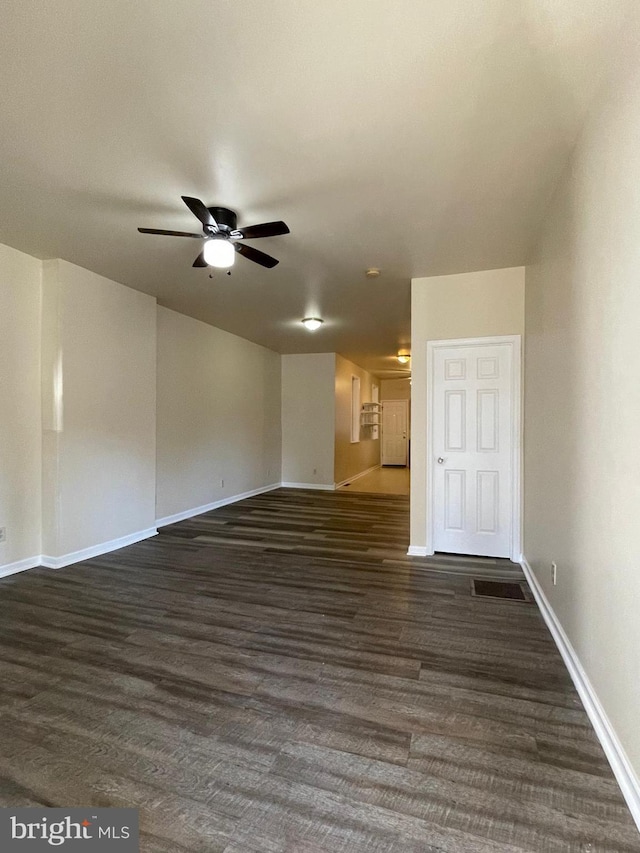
xmin=360 ymin=402 xmax=381 ymax=428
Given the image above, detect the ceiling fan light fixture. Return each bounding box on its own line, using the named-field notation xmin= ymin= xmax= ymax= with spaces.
xmin=302 ymin=317 xmax=323 ymax=332
xmin=203 ymin=237 xmax=235 ymax=268
xmin=139 ymin=198 xmax=288 ymax=268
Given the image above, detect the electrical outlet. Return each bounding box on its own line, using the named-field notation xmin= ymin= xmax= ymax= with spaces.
xmin=551 ymin=561 xmax=557 ymax=585
xmin=0 ymin=527 xmax=5 ymax=543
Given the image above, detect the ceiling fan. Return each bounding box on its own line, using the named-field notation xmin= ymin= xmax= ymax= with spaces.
xmin=138 ymin=196 xmax=290 ymax=269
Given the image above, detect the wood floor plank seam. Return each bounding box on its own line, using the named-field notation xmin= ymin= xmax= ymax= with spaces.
xmin=0 ymin=488 xmax=638 ymax=851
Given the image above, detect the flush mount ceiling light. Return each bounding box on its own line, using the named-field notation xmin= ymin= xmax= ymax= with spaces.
xmin=203 ymin=237 xmax=236 ymax=268
xmin=302 ymin=317 xmax=323 ymax=331
xmin=397 ymin=350 xmax=411 ymax=364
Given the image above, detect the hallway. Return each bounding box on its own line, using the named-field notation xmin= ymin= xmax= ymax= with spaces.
xmin=338 ymin=465 xmax=410 ymax=496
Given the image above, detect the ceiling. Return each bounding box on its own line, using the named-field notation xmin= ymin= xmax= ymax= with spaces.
xmin=0 ymin=0 xmax=633 ymax=377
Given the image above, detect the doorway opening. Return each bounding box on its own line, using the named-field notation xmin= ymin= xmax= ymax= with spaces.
xmin=340 ymin=378 xmax=411 ymax=496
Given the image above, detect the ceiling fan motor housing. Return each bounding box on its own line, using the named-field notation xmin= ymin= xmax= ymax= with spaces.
xmin=208 ymin=207 xmax=237 ymax=233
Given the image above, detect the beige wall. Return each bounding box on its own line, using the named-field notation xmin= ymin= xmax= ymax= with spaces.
xmin=524 ymin=46 xmax=640 ymax=783
xmin=156 ymin=307 xmax=281 ymax=520
xmin=0 ymin=244 xmax=42 ymax=570
xmin=41 ymin=259 xmax=157 ymax=558
xmin=380 ymin=378 xmax=411 ymax=401
xmin=410 ymin=266 xmax=525 ymax=548
xmin=281 ymin=353 xmax=335 ymax=487
xmin=40 ymin=260 xmax=62 ymax=557
xmin=334 ymin=354 xmax=379 ymax=486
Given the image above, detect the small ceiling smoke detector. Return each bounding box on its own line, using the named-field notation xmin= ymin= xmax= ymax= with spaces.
xmin=302 ymin=317 xmax=323 ymax=332
xmin=365 ymin=268 xmax=381 ymax=278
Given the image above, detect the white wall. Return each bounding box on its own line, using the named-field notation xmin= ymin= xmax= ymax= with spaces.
xmin=281 ymin=353 xmax=335 ymax=487
xmin=1 ymin=244 xmax=284 ymax=568
xmin=156 ymin=307 xmax=281 ymax=521
xmin=334 ymin=354 xmax=379 ymax=486
xmin=524 ymin=40 xmax=640 ymax=792
xmin=41 ymin=259 xmax=157 ymax=559
xmin=0 ymin=244 xmax=42 ymax=571
xmin=410 ymin=267 xmax=525 ymax=549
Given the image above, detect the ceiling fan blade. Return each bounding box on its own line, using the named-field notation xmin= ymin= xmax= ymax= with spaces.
xmin=181 ymin=196 xmax=217 ymax=229
xmin=192 ymin=251 xmax=208 ymax=268
xmin=235 ymin=243 xmax=279 ymax=268
xmin=239 ymin=221 xmax=290 ymax=240
xmin=138 ymin=228 xmax=202 ymax=238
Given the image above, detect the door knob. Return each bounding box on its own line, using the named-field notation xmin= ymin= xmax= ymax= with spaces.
xmin=437 ymin=457 xmax=445 ymax=464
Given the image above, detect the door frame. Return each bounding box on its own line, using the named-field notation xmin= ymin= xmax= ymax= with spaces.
xmin=425 ymin=335 xmax=522 ymax=561
xmin=381 ymin=399 xmax=409 ymax=466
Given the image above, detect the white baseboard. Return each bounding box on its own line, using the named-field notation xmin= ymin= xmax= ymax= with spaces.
xmin=521 ymin=556 xmax=640 ymax=832
xmin=407 ymin=545 xmax=429 ymax=557
xmin=0 ymin=556 xmax=41 ymax=579
xmin=41 ymin=527 xmax=158 ymax=570
xmin=156 ymin=483 xmax=282 ymax=528
xmin=280 ymin=482 xmax=336 ymax=491
xmin=335 ymin=464 xmax=380 ymax=489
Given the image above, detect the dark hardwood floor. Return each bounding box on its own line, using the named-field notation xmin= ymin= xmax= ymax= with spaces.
xmin=0 ymin=488 xmax=638 ymax=851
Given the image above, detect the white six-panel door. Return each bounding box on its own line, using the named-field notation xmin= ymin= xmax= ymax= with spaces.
xmin=431 ymin=338 xmax=518 ymax=558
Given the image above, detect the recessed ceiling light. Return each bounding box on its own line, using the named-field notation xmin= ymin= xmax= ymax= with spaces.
xmin=302 ymin=317 xmax=323 ymax=331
